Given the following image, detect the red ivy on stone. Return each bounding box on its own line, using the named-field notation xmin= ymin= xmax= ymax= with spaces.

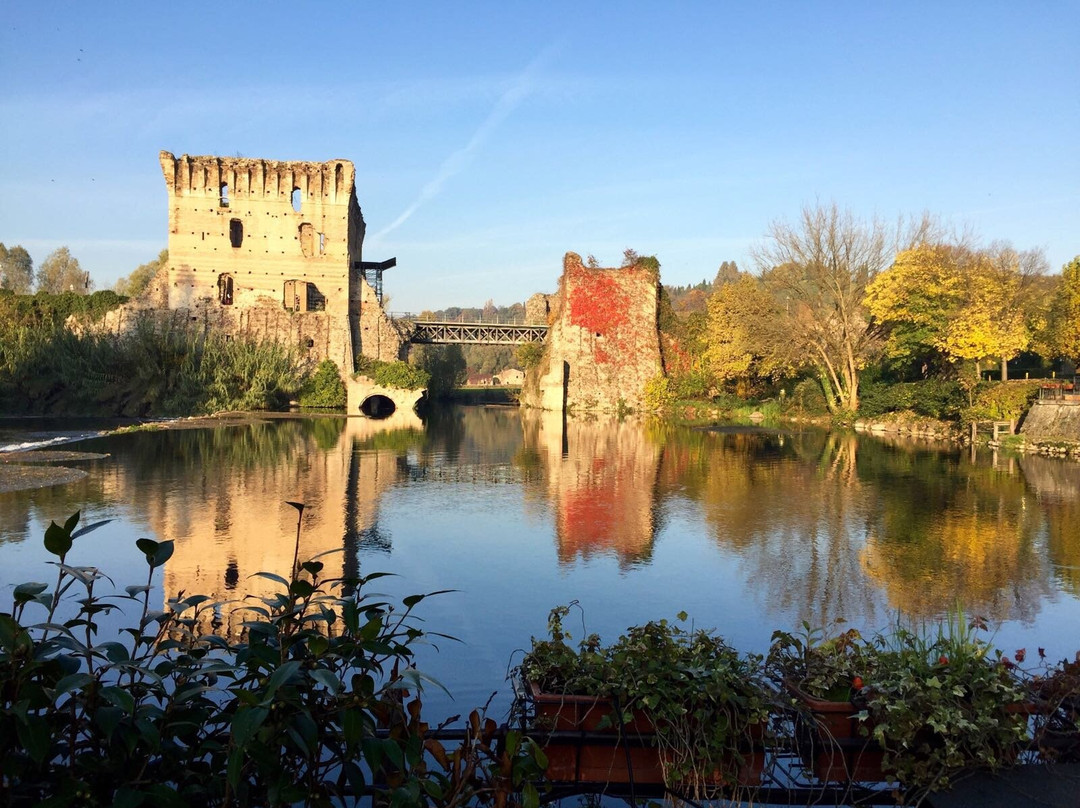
xmin=568 ymin=270 xmax=630 ymax=364
xmin=568 ymin=272 xmax=629 ymax=335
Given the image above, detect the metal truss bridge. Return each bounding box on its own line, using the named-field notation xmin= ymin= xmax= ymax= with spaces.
xmin=394 ymin=317 xmax=548 ymax=346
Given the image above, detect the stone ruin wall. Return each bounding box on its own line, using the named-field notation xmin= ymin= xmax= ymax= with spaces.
xmin=521 ymin=252 xmax=663 ymax=414
xmin=98 ymin=152 xmax=406 ymax=373
xmin=160 ymin=151 xmax=362 ymax=314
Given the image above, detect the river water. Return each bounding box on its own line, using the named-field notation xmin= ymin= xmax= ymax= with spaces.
xmin=1 ymin=407 xmax=1079 ymax=721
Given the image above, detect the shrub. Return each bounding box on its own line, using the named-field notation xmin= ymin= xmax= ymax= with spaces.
xmin=357 ymin=358 xmax=431 ymax=391
xmin=787 ymin=378 xmax=830 ymax=416
xmin=515 ymin=342 xmax=545 ymax=370
xmin=963 ymin=380 xmax=1042 ymax=423
xmin=298 ymin=360 xmax=346 ymax=408
xmin=669 ymin=368 xmax=712 ymax=400
xmin=857 ymin=379 xmax=965 ymax=420
xmin=643 ymin=374 xmax=676 ymax=411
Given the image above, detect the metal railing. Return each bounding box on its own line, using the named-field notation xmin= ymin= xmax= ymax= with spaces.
xmin=1038 ymin=379 xmax=1079 ymax=402
xmin=390 ymin=312 xmax=539 ymax=325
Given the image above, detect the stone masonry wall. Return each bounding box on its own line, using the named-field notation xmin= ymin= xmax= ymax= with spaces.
xmin=156 ymin=150 xmax=403 ymax=370
xmin=98 ymin=306 xmax=355 ymax=371
xmin=1020 ymin=402 xmax=1080 ymax=444
xmin=521 ymin=252 xmax=663 ymax=414
xmin=160 ymin=151 xmax=361 ymax=314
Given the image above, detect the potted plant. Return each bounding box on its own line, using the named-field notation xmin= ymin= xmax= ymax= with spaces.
xmin=861 ymin=614 xmax=1030 ymax=802
xmin=519 ymin=606 xmax=771 ymax=798
xmin=770 ymin=614 xmax=1032 ymax=799
xmin=767 ymin=621 xmax=885 ymax=782
xmin=1013 ymin=649 xmax=1080 ymax=762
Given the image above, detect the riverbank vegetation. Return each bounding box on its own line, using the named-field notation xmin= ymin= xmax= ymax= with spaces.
xmin=0 ymin=292 xmax=304 ymax=416
xmin=655 ymin=207 xmax=1079 ymax=429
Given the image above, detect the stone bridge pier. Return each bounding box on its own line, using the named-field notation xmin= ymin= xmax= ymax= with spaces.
xmin=345 ymin=376 xmax=425 ymax=419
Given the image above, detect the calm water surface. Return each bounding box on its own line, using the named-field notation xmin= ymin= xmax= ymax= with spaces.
xmin=2 ymin=407 xmax=1079 ymax=720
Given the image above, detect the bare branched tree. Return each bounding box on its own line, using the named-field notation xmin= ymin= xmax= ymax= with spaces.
xmin=752 ymin=204 xmax=902 ymax=413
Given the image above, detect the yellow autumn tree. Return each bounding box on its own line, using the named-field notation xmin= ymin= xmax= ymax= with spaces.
xmin=1050 ymin=255 xmax=1080 ymax=362
xmin=704 ymin=273 xmax=793 ymax=392
xmin=864 ymin=244 xmax=958 ymax=371
xmin=866 ymin=244 xmax=1034 ymax=377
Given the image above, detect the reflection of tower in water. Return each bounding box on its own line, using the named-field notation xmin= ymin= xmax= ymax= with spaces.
xmin=158 ymin=413 xmax=420 ymax=637
xmin=525 ymin=410 xmax=661 ymax=566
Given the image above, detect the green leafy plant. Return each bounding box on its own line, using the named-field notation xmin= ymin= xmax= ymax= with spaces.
xmin=298 ymin=359 xmax=347 ymax=408
xmin=0 ymin=510 xmax=543 ymax=807
xmin=770 ymin=614 xmax=1030 ymax=800
xmin=515 ymin=342 xmax=545 ymax=371
xmin=767 ymin=621 xmax=875 ymax=703
xmin=863 ymin=614 xmax=1028 ymax=800
xmin=356 ymin=358 xmax=431 ymax=391
xmin=520 ymin=605 xmax=770 ymax=797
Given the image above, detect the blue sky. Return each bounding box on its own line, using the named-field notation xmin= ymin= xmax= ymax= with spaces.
xmin=1 ymin=1 xmax=1077 ymax=312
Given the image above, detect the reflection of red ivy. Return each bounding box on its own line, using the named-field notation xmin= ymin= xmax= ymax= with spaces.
xmin=568 ymin=271 xmax=630 ymax=364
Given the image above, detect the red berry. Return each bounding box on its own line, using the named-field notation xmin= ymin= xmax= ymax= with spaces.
xmin=852 ymin=676 xmax=864 ymax=689
xmin=938 ymin=655 xmax=949 ymax=665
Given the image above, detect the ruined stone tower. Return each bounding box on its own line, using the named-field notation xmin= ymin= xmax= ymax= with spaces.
xmin=158 ymin=151 xmax=405 ymax=371
xmin=521 ymin=252 xmax=663 ymax=414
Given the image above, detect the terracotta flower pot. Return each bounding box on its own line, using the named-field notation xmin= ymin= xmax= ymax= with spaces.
xmin=786 ymin=682 xmax=886 ymax=782
xmin=527 ymin=681 xmax=765 ymax=787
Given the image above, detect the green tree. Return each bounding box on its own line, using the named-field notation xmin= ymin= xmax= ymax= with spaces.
xmin=0 ymin=243 xmax=34 ymax=293
xmin=36 ymin=246 xmax=92 ymax=294
xmin=115 ymin=249 xmax=167 ymax=298
xmin=411 ymin=344 xmax=466 ymax=398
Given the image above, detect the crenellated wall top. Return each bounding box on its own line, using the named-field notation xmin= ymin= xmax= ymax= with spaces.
xmin=159 ymin=150 xmax=355 ymax=202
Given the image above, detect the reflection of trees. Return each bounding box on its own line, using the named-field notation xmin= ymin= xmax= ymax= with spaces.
xmin=858 ymin=441 xmax=1049 ymax=620
xmin=525 ymin=411 xmax=661 ymax=567
xmin=657 ymin=427 xmax=881 ymax=626
xmin=1019 ymin=456 xmax=1080 ymax=596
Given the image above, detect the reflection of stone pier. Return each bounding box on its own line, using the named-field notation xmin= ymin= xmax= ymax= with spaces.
xmin=525 ymin=410 xmax=661 ymax=565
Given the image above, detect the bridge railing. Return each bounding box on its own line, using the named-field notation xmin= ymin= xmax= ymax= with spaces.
xmin=390 ymin=312 xmax=538 ymax=325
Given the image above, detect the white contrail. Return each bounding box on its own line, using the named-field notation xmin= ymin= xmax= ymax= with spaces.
xmin=371 ymin=46 xmax=558 ymax=242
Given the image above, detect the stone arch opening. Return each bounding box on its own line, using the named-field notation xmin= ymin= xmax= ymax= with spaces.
xmin=360 ymin=394 xmax=396 ymax=419
xmin=220 ymin=182 xmax=229 ymax=207
xmin=299 ymin=222 xmax=315 ymax=257
xmin=291 ymin=187 xmax=302 ymax=213
xmin=229 ymin=218 xmax=243 ymax=248
xmin=218 ymin=273 xmax=234 ymax=305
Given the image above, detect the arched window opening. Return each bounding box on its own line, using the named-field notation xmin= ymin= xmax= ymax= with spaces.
xmin=291 ymin=187 xmax=302 ymax=213
xmin=229 ymin=218 xmax=243 ymax=248
xmin=220 ymin=183 xmax=230 ymax=207
xmin=318 ymin=232 xmax=325 ymax=255
xmin=218 ymin=273 xmax=234 ymax=306
xmin=335 ymin=163 xmax=344 ymax=196
xmin=299 ymin=222 xmax=315 ymax=257
xmin=360 ymin=394 xmax=396 ymax=419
